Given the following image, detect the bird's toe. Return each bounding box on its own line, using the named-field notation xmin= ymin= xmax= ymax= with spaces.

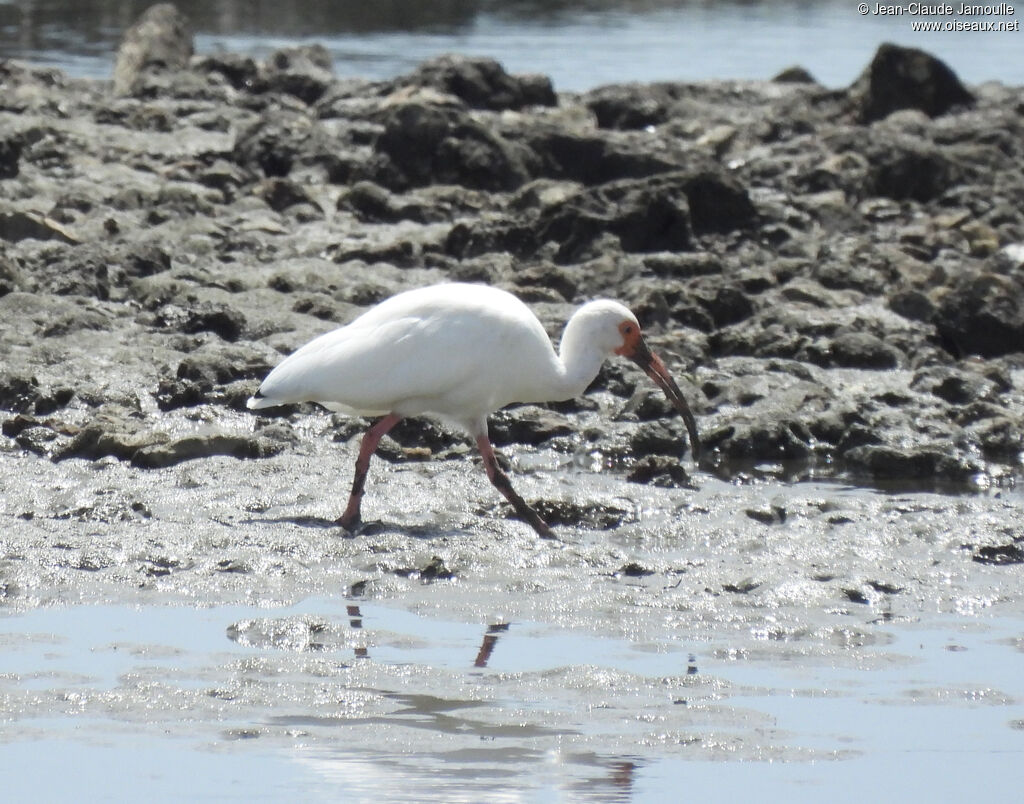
xmin=336 ymin=516 xmax=389 ymax=537
xmin=336 ymin=514 xmax=360 ymax=536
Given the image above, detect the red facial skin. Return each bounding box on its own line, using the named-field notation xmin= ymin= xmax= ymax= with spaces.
xmin=615 ymin=320 xmax=701 ymax=460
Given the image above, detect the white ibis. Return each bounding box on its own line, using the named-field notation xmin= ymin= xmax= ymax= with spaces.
xmin=247 ymin=283 xmax=699 ymax=537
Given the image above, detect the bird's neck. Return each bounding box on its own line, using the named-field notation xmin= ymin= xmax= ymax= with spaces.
xmin=552 ymin=319 xmax=607 ymax=401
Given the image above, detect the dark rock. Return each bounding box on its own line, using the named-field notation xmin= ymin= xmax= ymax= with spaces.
xmin=619 ymin=563 xmax=655 ymax=577
xmin=934 ymin=273 xmax=1024 ymax=358
xmin=193 ymin=53 xmax=259 ymax=90
xmin=40 ymin=307 xmax=114 ymax=338
xmin=826 ymin=332 xmax=901 ymax=369
xmin=53 ymin=416 xmax=163 ymax=463
xmin=745 ymin=506 xmax=787 ymax=525
xmin=867 ymin=580 xmax=903 ymax=594
xmin=630 ymin=420 xmax=690 ymax=457
xmin=773 ymin=66 xmax=817 ymax=84
xmin=418 ymin=556 xmax=456 ymax=581
xmin=12 ymin=423 xmax=59 ymax=455
xmin=196 ymin=160 xmax=249 ymax=197
xmin=131 ymin=434 xmax=283 ymax=468
xmin=703 ymin=420 xmax=813 ymax=461
xmin=704 ymin=286 xmax=755 ymax=328
xmin=972 ymin=544 xmax=1024 ymax=566
xmin=338 ymin=181 xmax=401 ymax=222
xmin=643 ymin=252 xmax=723 ymax=280
xmin=954 ymin=401 xmax=1005 ymax=426
xmin=723 ymin=579 xmax=760 ymax=594
xmin=967 ymin=416 xmax=1024 ymax=460
xmin=529 ymin=499 xmax=632 ymax=530
xmin=866 ymin=140 xmax=967 ymax=203
xmin=0 ymin=377 xmax=70 ymax=418
xmin=843 ymin=444 xmax=979 ymax=481
xmin=626 ymin=455 xmax=692 ymax=488
xmin=569 ymin=175 xmax=694 ymax=252
xmin=121 ymin=244 xmax=172 ymax=279
xmin=0 ymin=211 xmax=79 ymax=244
xmin=525 ymin=129 xmax=680 ymax=185
xmin=621 ymin=388 xmax=679 ymax=422
xmin=33 ymin=387 xmax=74 ymax=415
xmin=338 ymin=181 xmax=442 ymax=224
xmin=154 ymin=302 xmax=247 ymax=341
xmin=852 ymin=42 xmax=975 ymax=122
xmin=113 ymin=3 xmax=194 ymax=96
xmin=291 ymin=295 xmax=339 ymax=320
xmin=843 ymin=588 xmax=871 ymax=605
xmin=255 ymin=44 xmax=335 ymax=105
xmin=176 ymin=348 xmax=270 ymax=385
xmin=232 ymin=109 xmax=314 ymax=178
xmin=336 ymin=281 xmax=394 ymax=307
xmin=93 ymin=103 xmax=176 ymax=131
xmin=0 ymin=373 xmax=41 ymax=413
xmin=331 ymin=240 xmax=419 ymax=268
xmin=585 ymin=84 xmax=669 ymax=130
xmin=0 ymin=254 xmax=24 ymax=296
xmin=375 ymin=102 xmax=539 ymax=191
xmin=676 ymin=170 xmax=757 ymax=235
xmin=836 ymin=424 xmax=884 ymax=452
xmin=448 ymin=170 xmax=751 ymax=263
xmin=489 ymin=406 xmax=573 ymax=446
xmin=216 ymin=559 xmax=251 ymax=574
xmin=257 ymin=178 xmax=321 ymax=213
xmin=911 ymin=366 xmax=996 ymax=405
xmin=814 ymin=260 xmax=887 ymax=296
xmin=0 ymin=135 xmax=22 ymax=179
xmin=28 ymin=243 xmax=166 ymax=303
xmin=387 ymin=418 xmax=462 ymax=452
xmin=889 ymin=290 xmax=934 ymax=322
xmin=510 ymin=264 xmax=578 ymax=302
xmin=155 ymin=377 xmax=208 ymax=411
xmin=395 ymin=54 xmax=555 ymax=111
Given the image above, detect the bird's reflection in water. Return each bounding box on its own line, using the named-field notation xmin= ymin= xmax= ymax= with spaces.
xmin=343 ymin=604 xmax=510 ymax=667
xmin=345 ymin=604 xmax=369 ymax=659
xmin=473 ymin=622 xmax=510 ymax=668
xmin=609 ymin=760 xmax=637 ymax=796
xmin=283 ymin=604 xmax=640 ymax=800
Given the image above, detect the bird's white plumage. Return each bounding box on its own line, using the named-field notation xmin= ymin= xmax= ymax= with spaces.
xmin=247 ymin=283 xmax=633 ymax=433
xmin=246 ymin=282 xmax=698 ymax=536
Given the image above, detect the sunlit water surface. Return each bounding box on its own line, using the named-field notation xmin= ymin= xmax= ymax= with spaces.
xmin=2 ymin=598 xmax=1023 ymax=802
xmin=1 ymin=0 xmax=1022 ymax=89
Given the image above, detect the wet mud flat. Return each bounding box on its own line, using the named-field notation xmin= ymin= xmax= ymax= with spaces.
xmin=2 ymin=4 xmax=1024 ymax=799
xmin=2 ymin=451 xmax=1023 ymax=799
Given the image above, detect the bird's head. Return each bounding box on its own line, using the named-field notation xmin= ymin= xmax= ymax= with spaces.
xmin=575 ymin=300 xmax=701 ymax=460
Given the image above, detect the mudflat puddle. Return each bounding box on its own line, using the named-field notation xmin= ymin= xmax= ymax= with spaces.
xmin=2 ymin=598 xmax=1023 ymax=802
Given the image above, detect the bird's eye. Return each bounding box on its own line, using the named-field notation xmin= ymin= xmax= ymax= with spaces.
xmin=623 ymin=325 xmax=634 ymax=335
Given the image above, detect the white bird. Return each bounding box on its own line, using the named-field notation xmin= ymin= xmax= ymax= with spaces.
xmin=247 ymin=283 xmax=699 ymax=538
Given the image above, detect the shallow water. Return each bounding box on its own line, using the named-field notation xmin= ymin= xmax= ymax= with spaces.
xmin=3 ymin=595 xmax=1023 ymax=801
xmin=2 ymin=0 xmax=1022 ymax=89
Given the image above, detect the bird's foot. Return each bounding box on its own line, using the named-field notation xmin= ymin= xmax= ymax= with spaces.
xmin=336 ymin=513 xmax=362 ymax=537
xmin=336 ymin=515 xmax=387 ymax=537
xmin=518 ymin=508 xmax=556 ymax=540
xmin=533 ymin=521 xmax=556 ymax=540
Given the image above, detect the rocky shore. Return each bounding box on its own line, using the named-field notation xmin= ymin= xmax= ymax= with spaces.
xmin=2 ymin=4 xmax=1023 ymax=535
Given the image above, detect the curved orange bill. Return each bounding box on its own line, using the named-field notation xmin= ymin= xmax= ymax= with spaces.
xmin=629 ymin=337 xmax=701 ymax=460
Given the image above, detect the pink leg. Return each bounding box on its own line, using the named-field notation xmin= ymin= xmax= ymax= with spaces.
xmin=476 ymin=434 xmax=554 ymax=539
xmin=338 ymin=414 xmax=402 ymax=530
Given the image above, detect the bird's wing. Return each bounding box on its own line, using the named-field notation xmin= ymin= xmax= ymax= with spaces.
xmin=255 ymin=309 xmax=491 ymax=415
